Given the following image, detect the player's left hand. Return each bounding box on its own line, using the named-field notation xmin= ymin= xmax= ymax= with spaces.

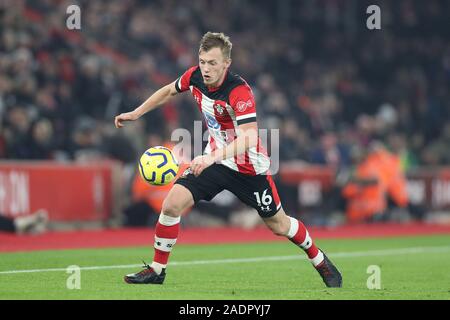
xmin=190 ymin=154 xmax=215 ymax=177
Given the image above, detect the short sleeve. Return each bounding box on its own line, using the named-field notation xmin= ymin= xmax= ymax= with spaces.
xmin=229 ymin=84 xmax=257 ymax=125
xmin=175 ymin=66 xmax=198 ymax=93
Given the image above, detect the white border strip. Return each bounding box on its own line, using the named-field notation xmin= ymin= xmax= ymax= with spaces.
xmin=236 ymin=113 xmax=256 ymax=121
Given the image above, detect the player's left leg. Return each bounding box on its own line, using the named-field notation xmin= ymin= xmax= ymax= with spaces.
xmin=263 ymin=208 xmax=323 ymax=265
xmin=224 ymin=168 xmax=342 ymax=288
xmin=262 ymin=208 xmax=342 ymax=287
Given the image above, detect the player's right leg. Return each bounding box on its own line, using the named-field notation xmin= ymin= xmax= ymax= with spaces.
xmin=125 ymin=165 xmax=225 ymax=284
xmin=124 ymin=184 xmax=194 ymax=284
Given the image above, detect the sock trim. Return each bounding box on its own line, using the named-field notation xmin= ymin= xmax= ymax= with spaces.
xmin=150 ymin=262 xmax=166 ymax=274
xmin=287 ymin=217 xmax=299 ymax=238
xmin=159 ymin=213 xmax=181 ymax=226
xmin=310 ymin=250 xmax=324 ymax=267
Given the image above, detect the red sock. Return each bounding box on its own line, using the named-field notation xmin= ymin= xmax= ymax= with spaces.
xmin=287 ymin=217 xmax=323 ymax=266
xmin=151 ymin=213 xmax=180 ymax=273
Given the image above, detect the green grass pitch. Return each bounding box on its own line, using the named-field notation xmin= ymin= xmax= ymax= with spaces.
xmin=0 ymin=235 xmax=449 ymax=300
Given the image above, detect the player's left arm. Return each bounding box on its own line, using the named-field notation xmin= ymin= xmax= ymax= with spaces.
xmin=190 ymin=83 xmax=258 ymax=176
xmin=212 ymin=122 xmax=258 ymax=161
xmin=190 ymin=122 xmax=258 ymax=176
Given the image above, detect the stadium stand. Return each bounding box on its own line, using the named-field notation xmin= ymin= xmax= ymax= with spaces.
xmin=1 ymin=0 xmax=449 ymax=226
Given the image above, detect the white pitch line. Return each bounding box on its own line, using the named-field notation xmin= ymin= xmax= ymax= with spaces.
xmin=0 ymin=245 xmax=449 ymax=275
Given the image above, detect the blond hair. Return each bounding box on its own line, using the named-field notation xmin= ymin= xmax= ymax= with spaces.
xmin=199 ymin=32 xmax=232 ymax=60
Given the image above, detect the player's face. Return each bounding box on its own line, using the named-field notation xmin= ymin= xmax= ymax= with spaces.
xmin=199 ymin=47 xmax=231 ymax=87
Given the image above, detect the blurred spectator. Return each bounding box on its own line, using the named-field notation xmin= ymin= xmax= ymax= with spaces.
xmin=124 ymin=171 xmax=170 ymax=227
xmin=28 ymin=118 xmax=56 ymax=159
xmin=341 ymin=141 xmax=414 ymax=224
xmin=367 ymin=141 xmax=409 ymax=210
xmin=386 ymin=133 xmax=418 ymax=172
xmin=279 ymin=120 xmax=311 ymax=161
xmin=341 ymin=145 xmax=386 ymax=224
xmin=68 ymin=117 xmax=104 ymax=161
xmin=310 ymin=132 xmax=351 ymax=169
xmin=420 ymin=123 xmax=450 ymax=166
xmin=3 ymin=106 xmax=32 ymax=159
xmin=367 ymin=141 xmax=427 ymax=221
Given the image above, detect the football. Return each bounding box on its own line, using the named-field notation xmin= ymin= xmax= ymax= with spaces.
xmin=138 ymin=146 xmax=179 ymax=185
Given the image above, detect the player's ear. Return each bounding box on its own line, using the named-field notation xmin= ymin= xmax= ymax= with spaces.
xmin=225 ymin=58 xmax=232 ymax=68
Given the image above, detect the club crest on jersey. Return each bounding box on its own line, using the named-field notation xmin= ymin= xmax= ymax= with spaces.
xmin=214 ymin=103 xmax=224 ymax=115
xmin=236 ymin=100 xmax=253 ymax=112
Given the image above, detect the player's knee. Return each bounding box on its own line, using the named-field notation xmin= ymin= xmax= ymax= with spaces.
xmin=266 ymin=219 xmax=289 ymax=236
xmin=264 ymin=210 xmax=290 ymax=236
xmin=161 ymin=199 xmax=184 ymax=217
xmin=161 ymin=185 xmax=194 ymax=217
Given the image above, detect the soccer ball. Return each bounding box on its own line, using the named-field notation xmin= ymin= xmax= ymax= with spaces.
xmin=138 ymin=146 xmax=179 ymax=186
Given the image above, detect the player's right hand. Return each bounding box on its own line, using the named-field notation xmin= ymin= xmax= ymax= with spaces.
xmin=114 ymin=111 xmax=138 ymax=128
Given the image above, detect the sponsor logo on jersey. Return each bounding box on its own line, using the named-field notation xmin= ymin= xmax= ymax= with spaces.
xmin=204 ymin=112 xmax=220 ymax=129
xmin=236 ymin=99 xmax=253 ymax=112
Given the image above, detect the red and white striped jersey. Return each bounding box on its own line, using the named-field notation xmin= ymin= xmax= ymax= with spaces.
xmin=175 ymin=66 xmax=270 ymax=176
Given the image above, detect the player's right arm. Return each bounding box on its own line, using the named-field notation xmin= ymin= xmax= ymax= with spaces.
xmin=115 ymin=66 xmax=198 ymax=129
xmin=114 ymin=80 xmax=178 ymax=128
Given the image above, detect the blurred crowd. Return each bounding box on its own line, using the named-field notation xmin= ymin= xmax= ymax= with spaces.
xmin=1 ymin=0 xmax=449 ymax=168
xmin=0 ymin=0 xmax=449 ymax=225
